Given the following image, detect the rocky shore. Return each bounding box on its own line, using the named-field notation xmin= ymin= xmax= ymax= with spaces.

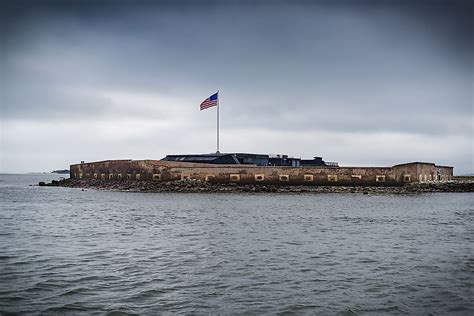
xmin=39 ymin=178 xmax=474 ymax=194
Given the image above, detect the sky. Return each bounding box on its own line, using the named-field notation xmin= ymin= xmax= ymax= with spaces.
xmin=1 ymin=0 xmax=473 ymax=174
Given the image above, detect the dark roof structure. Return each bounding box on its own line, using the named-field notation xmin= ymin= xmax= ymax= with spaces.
xmin=162 ymin=153 xmax=268 ymax=166
xmin=162 ymin=153 xmax=337 ymax=167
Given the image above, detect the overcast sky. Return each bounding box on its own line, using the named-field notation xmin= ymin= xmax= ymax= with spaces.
xmin=1 ymin=0 xmax=473 ymax=174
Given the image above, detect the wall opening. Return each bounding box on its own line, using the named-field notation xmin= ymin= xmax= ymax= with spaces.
xmin=304 ymin=174 xmax=313 ymax=182
xmin=205 ymin=174 xmax=215 ymax=182
xmin=117 ymin=174 xmax=122 ymax=180
xmin=93 ymin=173 xmax=98 ymax=179
xmin=376 ymin=175 xmax=385 ymax=182
xmin=109 ymin=174 xmax=114 ymax=180
xmin=153 ymin=174 xmax=161 ymax=181
xmin=181 ymin=174 xmax=190 ymax=180
xmin=127 ymin=174 xmax=132 ymax=180
xmin=135 ymin=174 xmax=141 ymax=180
xmin=279 ymin=175 xmax=289 ymax=182
xmin=328 ymin=175 xmax=337 ymax=182
xmin=79 ymin=173 xmax=83 ymax=179
xmin=404 ymin=174 xmax=411 ymax=182
xmin=230 ymin=174 xmax=240 ymax=181
xmin=351 ymin=174 xmax=362 ymax=180
xmin=255 ymin=174 xmax=265 ymax=181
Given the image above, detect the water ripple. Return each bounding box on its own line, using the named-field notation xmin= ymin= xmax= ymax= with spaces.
xmin=0 ymin=174 xmax=473 ymax=314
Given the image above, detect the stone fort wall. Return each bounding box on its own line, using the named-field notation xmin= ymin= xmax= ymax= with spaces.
xmin=70 ymin=160 xmax=453 ymax=186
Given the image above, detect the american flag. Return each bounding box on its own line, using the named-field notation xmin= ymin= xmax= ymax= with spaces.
xmin=200 ymin=92 xmax=218 ymax=110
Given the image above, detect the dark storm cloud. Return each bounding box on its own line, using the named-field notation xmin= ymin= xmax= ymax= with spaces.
xmin=3 ymin=1 xmax=471 ymax=112
xmin=1 ymin=0 xmax=472 ymax=172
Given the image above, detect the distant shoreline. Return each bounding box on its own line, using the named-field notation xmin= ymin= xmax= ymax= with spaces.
xmin=40 ymin=178 xmax=474 ymax=194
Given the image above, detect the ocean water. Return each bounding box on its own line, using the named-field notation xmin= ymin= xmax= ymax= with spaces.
xmin=0 ymin=174 xmax=473 ymax=315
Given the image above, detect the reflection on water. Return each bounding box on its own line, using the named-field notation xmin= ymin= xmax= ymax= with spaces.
xmin=0 ymin=174 xmax=473 ymax=314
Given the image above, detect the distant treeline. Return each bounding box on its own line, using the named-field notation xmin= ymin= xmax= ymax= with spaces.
xmin=51 ymin=169 xmax=69 ymax=174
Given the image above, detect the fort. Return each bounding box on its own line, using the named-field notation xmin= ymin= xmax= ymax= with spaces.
xmin=69 ymin=153 xmax=453 ymax=186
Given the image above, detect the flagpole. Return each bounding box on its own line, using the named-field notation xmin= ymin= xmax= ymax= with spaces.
xmin=216 ymin=90 xmax=220 ymax=153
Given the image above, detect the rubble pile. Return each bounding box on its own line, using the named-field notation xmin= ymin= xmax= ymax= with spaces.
xmin=39 ymin=178 xmax=474 ymax=194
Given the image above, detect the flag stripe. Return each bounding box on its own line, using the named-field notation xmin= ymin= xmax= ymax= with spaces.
xmin=200 ymin=104 xmax=216 ymax=110
xmin=201 ymin=101 xmax=217 ymax=107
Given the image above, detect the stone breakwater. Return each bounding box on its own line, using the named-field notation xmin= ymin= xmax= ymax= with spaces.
xmin=40 ymin=178 xmax=474 ymax=194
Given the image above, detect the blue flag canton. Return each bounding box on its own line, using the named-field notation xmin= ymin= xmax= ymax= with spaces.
xmin=209 ymin=92 xmax=218 ymax=101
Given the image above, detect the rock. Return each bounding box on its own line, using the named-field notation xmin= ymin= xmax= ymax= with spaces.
xmin=38 ymin=181 xmax=46 ymax=186
xmin=43 ymin=178 xmax=474 ymax=194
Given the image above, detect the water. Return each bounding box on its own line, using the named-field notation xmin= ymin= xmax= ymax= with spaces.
xmin=1 ymin=174 xmax=473 ymax=315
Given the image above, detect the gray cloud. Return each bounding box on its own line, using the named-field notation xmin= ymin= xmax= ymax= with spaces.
xmin=1 ymin=0 xmax=473 ymax=173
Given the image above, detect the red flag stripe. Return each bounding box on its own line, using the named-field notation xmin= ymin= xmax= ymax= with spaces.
xmin=200 ymin=99 xmax=218 ymax=110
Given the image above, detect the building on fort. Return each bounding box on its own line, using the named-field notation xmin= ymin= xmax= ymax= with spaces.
xmin=162 ymin=153 xmax=338 ymax=167
xmin=70 ymin=153 xmax=453 ymax=186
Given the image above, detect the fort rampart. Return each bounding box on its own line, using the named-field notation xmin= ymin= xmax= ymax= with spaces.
xmin=70 ymin=160 xmax=453 ymax=186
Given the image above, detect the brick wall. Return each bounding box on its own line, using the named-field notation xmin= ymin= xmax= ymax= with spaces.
xmin=70 ymin=160 xmax=453 ymax=185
